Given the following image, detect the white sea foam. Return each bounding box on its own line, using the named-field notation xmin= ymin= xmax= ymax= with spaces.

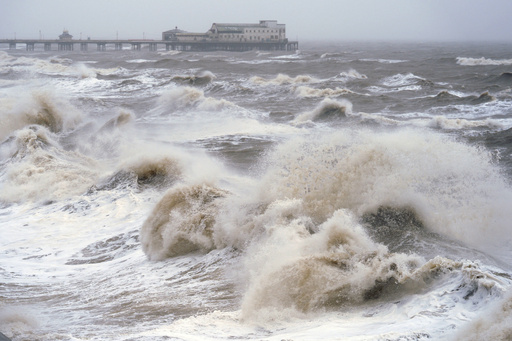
xmin=157 ymin=86 xmax=236 ymax=112
xmin=256 ymin=129 xmax=512 ymax=251
xmin=0 ymin=88 xmax=83 ymax=141
xmin=0 ymin=127 xmax=102 ymax=203
xmin=250 ymin=73 xmax=319 ymax=86
xmin=382 ymin=73 xmax=424 ymax=87
xmin=126 ymin=59 xmax=158 ymax=63
xmin=321 ymin=52 xmax=344 ymax=59
xmin=454 ymin=288 xmax=512 ymax=340
xmin=424 ymin=116 xmax=503 ymax=130
xmin=158 ymin=50 xmax=182 ymax=56
xmin=140 ymin=183 xmax=228 ymax=260
xmin=294 ymin=85 xmax=353 ymax=98
xmin=338 ymin=68 xmax=368 ymax=81
xmin=361 ymin=58 xmax=408 ymax=64
xmin=293 ymin=98 xmax=353 ymax=123
xmin=457 ymin=57 xmax=512 ymax=66
xmin=140 ymin=126 xmax=512 ymax=325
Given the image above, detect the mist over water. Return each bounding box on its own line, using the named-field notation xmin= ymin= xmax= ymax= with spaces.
xmin=1 ymin=41 xmax=512 ymax=340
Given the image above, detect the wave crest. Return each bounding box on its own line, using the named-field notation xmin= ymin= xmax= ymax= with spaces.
xmin=241 ymin=208 xmax=424 ymax=318
xmin=0 ymin=90 xmax=82 ymax=141
xmin=456 ymin=57 xmax=512 ymax=66
xmin=250 ymin=74 xmax=319 ymax=86
xmin=0 ymin=127 xmax=99 ymax=203
xmin=295 ymin=86 xmax=353 ymax=98
xmin=158 ymin=86 xmax=235 ymax=112
xmin=293 ymin=98 xmax=353 ymax=123
xmin=172 ymin=71 xmax=216 ymax=86
xmin=382 ymin=73 xmax=425 ymax=87
xmin=140 ymin=184 xmax=228 ymax=261
xmin=259 ymin=129 xmax=512 ymax=251
xmin=338 ymin=69 xmax=367 ymax=81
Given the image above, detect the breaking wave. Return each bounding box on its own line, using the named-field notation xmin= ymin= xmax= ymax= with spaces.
xmin=457 ymin=57 xmax=512 ymax=66
xmin=139 ymin=126 xmax=512 ymax=321
xmin=0 ymin=89 xmax=83 ymax=141
xmin=337 ymin=69 xmax=367 ymax=81
xmin=140 ymin=183 xmax=228 ymax=261
xmin=293 ymin=98 xmax=353 ymax=123
xmin=0 ymin=126 xmax=100 ymax=203
xmin=424 ymin=116 xmax=502 ymax=130
xmin=171 ymin=71 xmax=216 ymax=86
xmin=360 ymin=58 xmax=408 ymax=64
xmin=320 ymin=52 xmax=344 ymax=59
xmin=382 ymin=73 xmax=425 ymax=87
xmin=157 ymin=86 xmax=236 ymax=112
xmin=240 ymin=207 xmax=424 ymax=317
xmin=295 ymin=86 xmax=353 ymax=98
xmin=258 ymin=129 xmax=512 ymax=250
xmin=424 ymin=90 xmax=497 ymax=106
xmin=250 ymin=74 xmax=319 ymax=86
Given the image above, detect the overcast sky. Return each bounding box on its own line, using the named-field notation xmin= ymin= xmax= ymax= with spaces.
xmin=1 ymin=0 xmax=511 ymax=42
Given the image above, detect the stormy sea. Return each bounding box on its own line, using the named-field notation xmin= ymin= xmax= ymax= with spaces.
xmin=1 ymin=41 xmax=512 ymax=341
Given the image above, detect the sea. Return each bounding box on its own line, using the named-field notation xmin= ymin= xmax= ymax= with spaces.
xmin=1 ymin=40 xmax=512 ymax=341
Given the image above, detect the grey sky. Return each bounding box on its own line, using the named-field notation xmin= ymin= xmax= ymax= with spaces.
xmin=1 ymin=0 xmax=511 ymax=42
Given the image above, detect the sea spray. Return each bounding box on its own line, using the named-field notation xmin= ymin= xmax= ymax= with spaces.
xmin=157 ymin=86 xmax=236 ymax=112
xmin=257 ymin=128 xmax=512 ymax=251
xmin=0 ymin=89 xmax=82 ymax=141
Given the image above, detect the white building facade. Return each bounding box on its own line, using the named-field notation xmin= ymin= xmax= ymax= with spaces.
xmin=163 ymin=20 xmax=287 ymax=43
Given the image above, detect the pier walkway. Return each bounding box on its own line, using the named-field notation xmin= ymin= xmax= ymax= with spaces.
xmin=0 ymin=39 xmax=298 ymax=52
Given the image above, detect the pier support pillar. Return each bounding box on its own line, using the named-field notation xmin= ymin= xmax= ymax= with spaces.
xmin=131 ymin=43 xmax=141 ymax=50
xmin=58 ymin=43 xmax=73 ymax=51
xmin=26 ymin=43 xmax=35 ymax=51
xmin=115 ymin=43 xmax=123 ymax=51
xmin=80 ymin=43 xmax=88 ymax=51
xmin=9 ymin=42 xmax=16 ymax=49
xmin=149 ymin=43 xmax=157 ymax=51
xmin=97 ymin=43 xmax=106 ymax=51
xmin=44 ymin=43 xmax=51 ymax=51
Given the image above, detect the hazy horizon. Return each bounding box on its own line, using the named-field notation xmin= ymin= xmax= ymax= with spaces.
xmin=1 ymin=0 xmax=512 ymax=43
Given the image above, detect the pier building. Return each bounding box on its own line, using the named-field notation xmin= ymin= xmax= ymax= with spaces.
xmin=161 ymin=20 xmax=296 ymax=51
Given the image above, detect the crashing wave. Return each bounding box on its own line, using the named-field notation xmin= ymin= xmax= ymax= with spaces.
xmin=157 ymin=86 xmax=235 ymax=112
xmin=250 ymin=74 xmax=319 ymax=86
xmin=0 ymin=126 xmax=100 ymax=203
xmin=295 ymin=86 xmax=353 ymax=98
xmin=240 ymin=208 xmax=424 ymax=317
xmin=172 ymin=71 xmax=216 ymax=86
xmin=338 ymin=69 xmax=368 ymax=81
xmin=382 ymin=73 xmax=425 ymax=87
xmin=140 ymin=183 xmax=228 ymax=260
xmin=0 ymin=90 xmax=83 ymax=142
xmin=293 ymin=98 xmax=353 ymax=123
xmin=258 ymin=128 xmax=512 ymax=250
xmin=426 ymin=116 xmax=502 ymax=130
xmin=456 ymin=57 xmax=512 ymax=66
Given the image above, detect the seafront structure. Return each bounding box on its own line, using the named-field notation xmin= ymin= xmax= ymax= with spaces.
xmin=0 ymin=21 xmax=298 ymax=52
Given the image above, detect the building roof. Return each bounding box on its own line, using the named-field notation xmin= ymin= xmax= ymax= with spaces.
xmin=163 ymin=27 xmax=186 ymax=34
xmin=211 ymin=21 xmax=284 ymax=33
xmin=214 ymin=25 xmax=246 ymax=33
xmin=59 ymin=29 xmax=73 ymax=40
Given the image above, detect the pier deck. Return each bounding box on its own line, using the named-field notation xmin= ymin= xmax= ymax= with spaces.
xmin=0 ymin=39 xmax=298 ymax=52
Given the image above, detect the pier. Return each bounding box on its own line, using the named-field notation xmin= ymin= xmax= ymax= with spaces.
xmin=0 ymin=39 xmax=299 ymax=52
